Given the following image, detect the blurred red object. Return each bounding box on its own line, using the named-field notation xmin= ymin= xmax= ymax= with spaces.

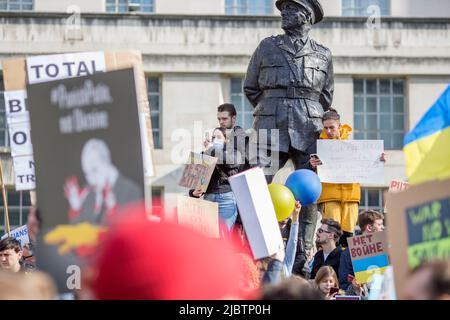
xmin=92 ymin=202 xmax=251 ymax=300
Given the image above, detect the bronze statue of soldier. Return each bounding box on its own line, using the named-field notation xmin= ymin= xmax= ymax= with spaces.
xmin=244 ymin=0 xmax=334 ymax=277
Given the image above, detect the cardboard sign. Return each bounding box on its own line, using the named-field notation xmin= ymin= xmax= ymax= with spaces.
xmin=28 ymin=69 xmax=145 ymax=293
xmin=178 ymin=152 xmax=218 ymax=193
xmin=348 ymin=231 xmax=389 ymax=284
xmin=384 ymin=180 xmax=409 ymax=212
xmin=386 ymin=178 xmax=450 ymax=299
xmin=229 ymin=167 xmax=284 ymax=260
xmin=317 ymin=140 xmax=384 ymax=184
xmin=1 ymin=225 xmax=30 ymax=247
xmin=26 ymin=52 xmax=106 ymax=84
xmin=177 ymin=196 xmax=219 ymax=238
xmin=13 ymin=155 xmax=36 ymax=191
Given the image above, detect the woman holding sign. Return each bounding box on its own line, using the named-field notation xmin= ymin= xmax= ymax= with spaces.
xmin=190 ymin=126 xmax=246 ymax=238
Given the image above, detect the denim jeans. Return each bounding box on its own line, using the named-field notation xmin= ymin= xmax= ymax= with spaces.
xmin=204 ymin=191 xmax=238 ymax=238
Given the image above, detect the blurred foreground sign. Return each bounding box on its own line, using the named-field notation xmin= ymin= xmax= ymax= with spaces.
xmin=317 ymin=140 xmax=384 ymax=184
xmin=177 ymin=196 xmax=219 ymax=238
xmin=386 ymin=178 xmax=450 ymax=299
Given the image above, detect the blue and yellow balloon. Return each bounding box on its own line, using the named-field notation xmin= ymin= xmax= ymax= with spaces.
xmin=268 ymin=183 xmax=296 ymax=222
xmin=285 ymin=169 xmax=322 ymax=206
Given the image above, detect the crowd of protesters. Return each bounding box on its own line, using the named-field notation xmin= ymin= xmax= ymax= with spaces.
xmin=0 ymin=103 xmax=448 ymax=300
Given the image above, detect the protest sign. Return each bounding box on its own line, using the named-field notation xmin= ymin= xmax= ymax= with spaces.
xmin=26 ymin=52 xmax=106 ymax=84
xmin=386 ymin=178 xmax=450 ymax=299
xmin=317 ymin=140 xmax=384 ymax=184
xmin=13 ymin=155 xmax=35 ymax=191
xmin=28 ymin=68 xmax=145 ymax=293
xmin=1 ymin=51 xmax=155 ymax=194
xmin=348 ymin=231 xmax=389 ymax=284
xmin=177 ymin=196 xmax=219 ymax=238
xmin=384 ymin=180 xmax=409 ymax=212
xmin=1 ymin=225 xmax=30 ymax=247
xmin=178 ymin=152 xmax=218 ymax=193
xmin=4 ymin=90 xmax=27 ymax=118
xmin=229 ymin=167 xmax=284 ymax=259
xmin=7 ymin=115 xmax=33 ymax=157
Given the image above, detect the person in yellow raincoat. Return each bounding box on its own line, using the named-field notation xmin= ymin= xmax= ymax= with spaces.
xmin=309 ymin=108 xmax=386 ymax=246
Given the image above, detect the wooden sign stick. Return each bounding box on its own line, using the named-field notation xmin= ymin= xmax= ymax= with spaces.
xmin=0 ymin=160 xmax=11 ymax=236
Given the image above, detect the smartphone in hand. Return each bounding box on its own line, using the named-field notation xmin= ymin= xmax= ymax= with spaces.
xmin=329 ymin=287 xmax=340 ymax=295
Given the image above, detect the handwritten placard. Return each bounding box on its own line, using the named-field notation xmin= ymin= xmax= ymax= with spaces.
xmin=348 ymin=231 xmax=389 ymax=284
xmin=177 ymin=196 xmax=219 ymax=238
xmin=384 ymin=180 xmax=409 ymax=212
xmin=317 ymin=140 xmax=384 ymax=184
xmin=179 ymin=152 xmax=218 ymax=193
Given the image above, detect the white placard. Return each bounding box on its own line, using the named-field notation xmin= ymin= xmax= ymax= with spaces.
xmin=26 ymin=51 xmax=106 ymax=84
xmin=317 ymin=140 xmax=385 ymax=184
xmin=1 ymin=225 xmax=30 ymax=247
xmin=4 ymin=90 xmax=27 ymax=118
xmin=13 ymin=155 xmax=36 ymax=191
xmin=139 ymin=112 xmax=154 ymax=178
xmin=8 ymin=120 xmax=33 ymax=157
xmin=229 ymin=167 xmax=284 ymax=260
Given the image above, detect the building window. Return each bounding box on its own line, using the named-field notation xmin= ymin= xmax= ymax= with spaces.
xmin=148 ymin=76 xmax=162 ymax=149
xmin=342 ymin=0 xmax=390 ymax=16
xmin=360 ymin=188 xmax=386 ymax=213
xmin=106 ymin=0 xmax=154 ymax=13
xmin=230 ymin=78 xmax=254 ymax=130
xmin=225 ymin=0 xmax=273 ymax=15
xmin=354 ymin=78 xmax=405 ymax=150
xmin=0 ymin=190 xmax=31 ymax=236
xmin=151 ymin=186 xmax=163 ymax=218
xmin=0 ymin=77 xmax=9 ymax=148
xmin=0 ymin=0 xmax=33 ymax=11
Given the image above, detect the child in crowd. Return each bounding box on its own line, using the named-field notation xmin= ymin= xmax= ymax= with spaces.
xmin=314 ymin=266 xmax=341 ymax=299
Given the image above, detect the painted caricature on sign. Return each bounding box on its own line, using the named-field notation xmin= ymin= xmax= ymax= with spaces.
xmin=65 ymin=138 xmax=142 ymax=225
xmin=28 ymin=69 xmax=145 ymax=293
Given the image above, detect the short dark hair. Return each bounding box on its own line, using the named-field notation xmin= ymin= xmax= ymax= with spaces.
xmin=217 ymin=103 xmax=236 ymax=117
xmin=321 ymin=218 xmax=342 ymax=240
xmin=0 ymin=237 xmax=22 ymax=253
xmin=358 ymin=210 xmax=384 ymax=232
xmin=322 ymin=107 xmax=340 ymax=122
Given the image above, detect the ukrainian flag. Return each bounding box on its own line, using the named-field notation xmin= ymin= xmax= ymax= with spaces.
xmin=404 ymin=85 xmax=450 ymax=185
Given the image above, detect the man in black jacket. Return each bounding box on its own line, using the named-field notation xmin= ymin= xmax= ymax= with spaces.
xmin=310 ymin=218 xmax=343 ymax=279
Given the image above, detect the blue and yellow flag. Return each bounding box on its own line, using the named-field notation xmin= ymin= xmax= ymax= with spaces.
xmin=404 ymin=85 xmax=450 ymax=185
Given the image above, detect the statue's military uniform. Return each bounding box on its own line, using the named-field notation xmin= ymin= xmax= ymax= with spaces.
xmin=244 ymin=0 xmax=335 ymax=277
xmin=244 ymin=33 xmax=334 ymax=155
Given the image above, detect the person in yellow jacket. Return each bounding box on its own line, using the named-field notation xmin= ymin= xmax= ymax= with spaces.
xmin=309 ymin=108 xmax=386 ymax=246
